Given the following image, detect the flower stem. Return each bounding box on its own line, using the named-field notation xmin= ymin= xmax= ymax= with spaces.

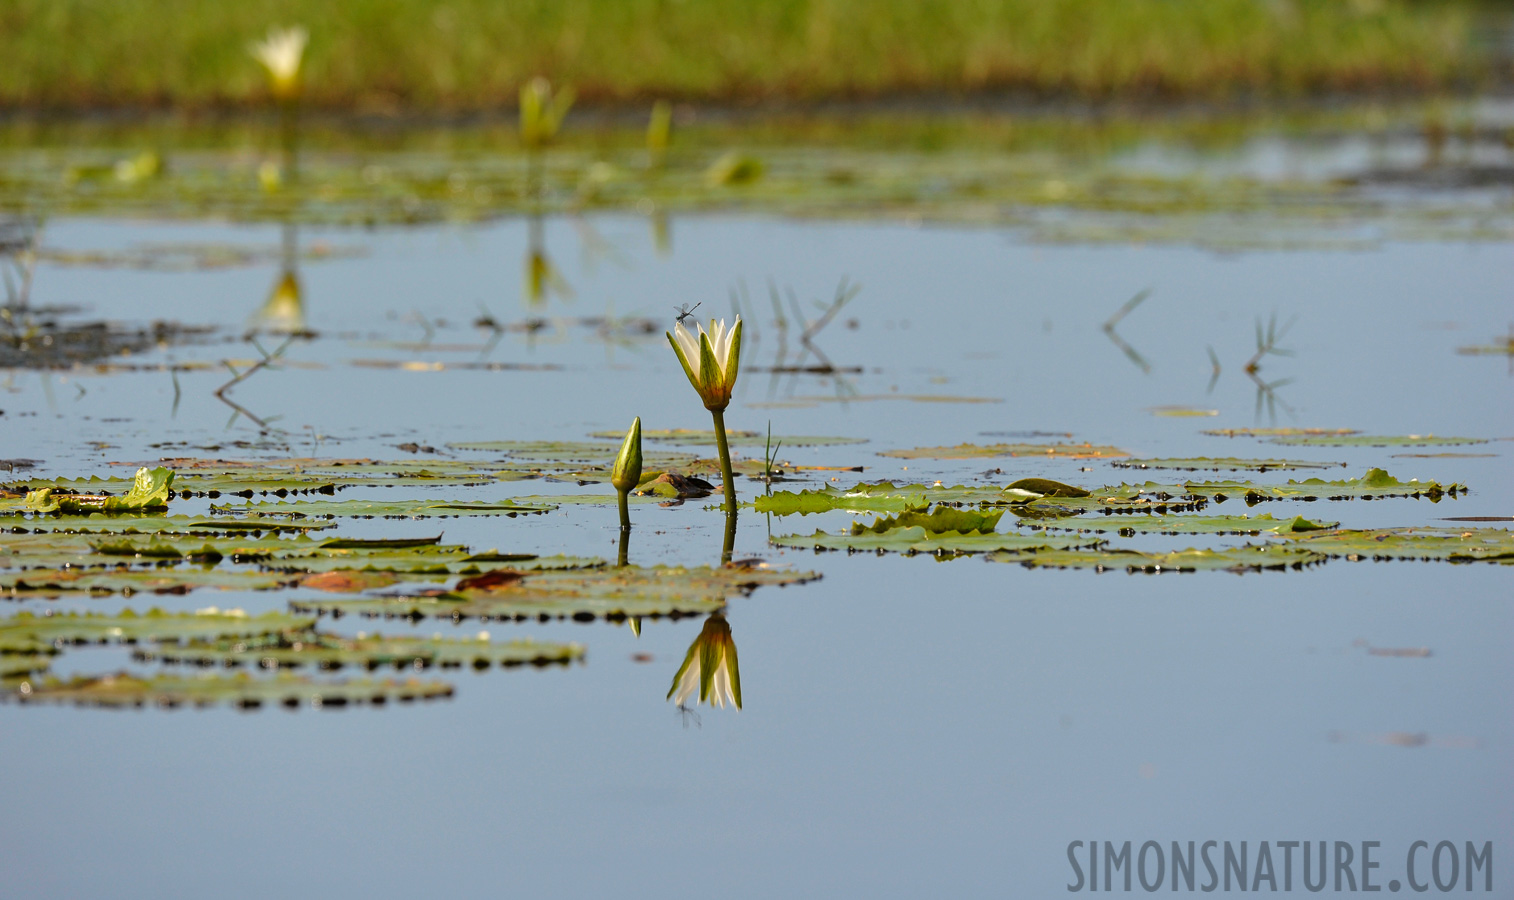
xmin=617 ymin=489 xmax=631 ymax=531
xmin=711 ymin=408 xmax=737 ymax=513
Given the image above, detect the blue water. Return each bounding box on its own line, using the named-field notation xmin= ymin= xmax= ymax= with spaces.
xmin=1 ymin=198 xmax=1510 ymax=896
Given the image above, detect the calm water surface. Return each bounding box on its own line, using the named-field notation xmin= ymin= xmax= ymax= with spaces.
xmin=2 ymin=162 xmax=1511 ymax=896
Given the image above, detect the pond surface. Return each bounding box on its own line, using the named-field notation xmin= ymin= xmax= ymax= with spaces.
xmin=1 ymin=107 xmax=1511 ymax=897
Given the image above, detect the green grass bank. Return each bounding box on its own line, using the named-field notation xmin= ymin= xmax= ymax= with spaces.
xmin=0 ymin=0 xmax=1491 ymax=111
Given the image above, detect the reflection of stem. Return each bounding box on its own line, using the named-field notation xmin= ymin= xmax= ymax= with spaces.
xmin=279 ymin=98 xmax=300 ymax=184
xmin=721 ymin=510 xmax=738 ymax=565
xmin=617 ymin=526 xmax=630 ymax=567
xmin=215 ymin=336 xmax=295 ymax=430
xmin=711 ymin=408 xmax=736 ymax=512
xmin=1102 ymin=289 xmax=1152 ymax=374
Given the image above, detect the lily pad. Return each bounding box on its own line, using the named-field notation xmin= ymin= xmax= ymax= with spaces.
xmin=772 ymin=528 xmax=1101 ymax=555
xmin=0 ymin=654 xmax=50 ymax=677
xmin=0 ymin=609 xmax=315 ymax=647
xmin=586 ymin=429 xmax=865 ymax=448
xmin=988 ymin=545 xmax=1328 ymax=573
xmin=1113 ymin=458 xmax=1345 ymax=472
xmin=23 ymin=466 xmax=174 ymax=514
xmin=1203 ymin=428 xmax=1358 ymax=438
xmin=1282 ymin=527 xmax=1514 ymax=562
xmin=0 ymin=567 xmax=299 ymax=596
xmin=1265 ymin=435 xmax=1488 ymax=448
xmin=290 ymin=564 xmax=819 ymax=622
xmin=853 ymin=507 xmax=1004 ymax=535
xmin=1185 ymin=468 xmax=1465 ymax=503
xmin=878 ymin=442 xmax=1128 ymax=460
xmin=1023 ymin=513 xmax=1336 ymax=535
xmin=209 ymin=498 xmax=557 ymax=519
xmin=135 ymin=632 xmax=585 ymax=670
xmin=2 ymin=514 xmax=333 ymax=535
xmin=5 ymin=672 xmax=454 ymax=709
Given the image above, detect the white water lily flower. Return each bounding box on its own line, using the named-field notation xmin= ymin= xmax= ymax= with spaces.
xmin=667 ymin=616 xmax=741 ymax=709
xmin=250 ymin=26 xmax=309 ymax=100
xmin=667 ymin=316 xmax=742 ymax=412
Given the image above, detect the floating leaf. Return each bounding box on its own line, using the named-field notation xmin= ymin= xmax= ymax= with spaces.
xmin=1 ymin=514 xmax=332 ymax=535
xmin=1185 ymin=468 xmax=1465 ymax=503
xmin=878 ymin=442 xmax=1127 ymax=460
xmin=24 ymin=466 xmax=174 ymax=514
xmin=135 ymin=632 xmax=585 ymax=670
xmin=1114 ymin=457 xmax=1345 ymax=472
xmin=291 ymin=564 xmax=818 ymax=622
xmin=772 ymin=527 xmax=1101 ymax=555
xmin=5 ymin=672 xmax=453 ymax=709
xmin=0 ymin=609 xmax=315 ymax=647
xmin=586 ymin=429 xmax=865 ymax=448
xmin=209 ymin=497 xmax=556 ymax=519
xmin=1203 ymin=428 xmax=1358 ymax=437
xmin=0 ymin=654 xmax=51 ymax=677
xmin=0 ymin=566 xmax=298 ymax=596
xmin=1283 ymin=527 xmax=1514 ymax=562
xmin=1023 ymin=512 xmax=1336 ymax=535
xmin=1266 ymin=434 xmax=1487 ymax=448
xmin=988 ymin=545 xmax=1327 ymax=572
xmin=853 ymin=507 xmax=1004 ymax=535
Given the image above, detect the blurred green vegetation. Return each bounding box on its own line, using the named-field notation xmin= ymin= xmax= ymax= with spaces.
xmin=0 ymin=0 xmax=1489 ymax=110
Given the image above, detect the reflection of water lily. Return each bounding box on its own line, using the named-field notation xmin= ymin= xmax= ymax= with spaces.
xmin=526 ymin=248 xmax=572 ymax=306
xmin=667 ymin=615 xmax=741 ymax=709
xmin=250 ymin=26 xmax=308 ymax=100
xmin=252 ymin=269 xmax=304 ymax=333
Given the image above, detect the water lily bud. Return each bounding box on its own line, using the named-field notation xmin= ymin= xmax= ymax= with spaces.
xmin=667 ymin=615 xmax=741 ymax=710
xmin=611 ymin=416 xmax=643 ymax=494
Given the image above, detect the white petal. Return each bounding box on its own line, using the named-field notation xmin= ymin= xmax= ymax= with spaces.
xmin=711 ymin=664 xmax=732 ymax=708
xmin=673 ymin=321 xmax=703 ymax=381
xmin=672 ymin=659 xmax=701 ymax=706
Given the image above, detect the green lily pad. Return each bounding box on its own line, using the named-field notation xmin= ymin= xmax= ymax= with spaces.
xmin=1203 ymin=428 xmax=1359 ymax=438
xmin=878 ymin=442 xmax=1128 ymax=460
xmin=585 ymin=429 xmax=866 ymax=448
xmin=23 ymin=466 xmax=174 ymax=514
xmin=988 ymin=545 xmax=1328 ymax=572
xmin=0 ymin=609 xmax=316 ymax=647
xmin=1282 ymin=527 xmax=1514 ymax=562
xmin=2 ymin=514 xmax=333 ymax=535
xmin=291 ymin=564 xmax=819 ymax=622
xmin=1185 ymin=468 xmax=1465 ymax=503
xmin=135 ymin=632 xmax=585 ymax=670
xmin=1265 ymin=435 xmax=1488 ymax=448
xmin=853 ymin=507 xmax=1005 ymax=535
xmin=753 ymin=479 xmax=1199 ymax=516
xmin=1114 ymin=458 xmax=1346 ymax=472
xmin=772 ymin=527 xmax=1101 ymax=555
xmin=1023 ymin=513 xmax=1336 ymax=535
xmin=0 ymin=654 xmax=50 ymax=678
xmin=5 ymin=672 xmax=454 ymax=709
xmin=209 ymin=498 xmax=557 ymax=519
xmin=0 ymin=566 xmax=299 ymax=596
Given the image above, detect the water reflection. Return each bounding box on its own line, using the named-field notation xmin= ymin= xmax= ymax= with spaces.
xmin=249 ymin=223 xmax=307 ymax=335
xmin=667 ymin=614 xmax=742 ymax=711
xmin=525 ymin=213 xmax=572 ymax=307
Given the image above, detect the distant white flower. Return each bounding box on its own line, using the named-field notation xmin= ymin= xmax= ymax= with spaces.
xmin=667 ymin=316 xmax=742 ymax=412
xmin=250 ymin=26 xmax=308 ymax=99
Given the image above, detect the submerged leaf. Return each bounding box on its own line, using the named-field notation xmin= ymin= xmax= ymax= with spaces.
xmin=773 ymin=528 xmax=1100 ymax=555
xmin=1282 ymin=527 xmax=1514 ymax=562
